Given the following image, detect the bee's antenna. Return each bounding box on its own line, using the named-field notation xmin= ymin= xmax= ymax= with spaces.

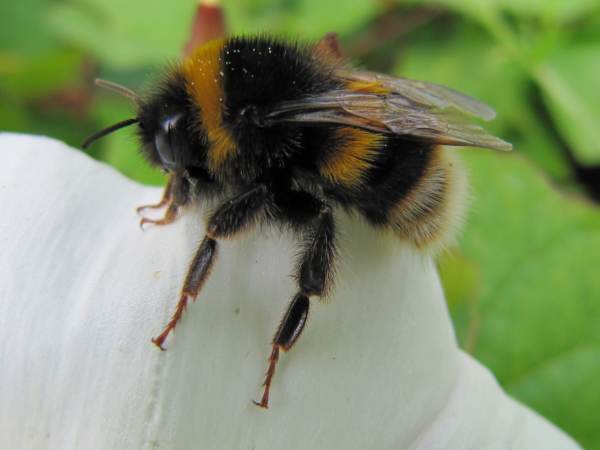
xmin=95 ymin=78 xmax=140 ymax=104
xmin=82 ymin=118 xmax=140 ymax=149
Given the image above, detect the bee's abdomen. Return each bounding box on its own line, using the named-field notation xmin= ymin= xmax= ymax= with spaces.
xmin=343 ymin=139 xmax=466 ymax=252
xmin=386 ymin=147 xmax=466 ymax=251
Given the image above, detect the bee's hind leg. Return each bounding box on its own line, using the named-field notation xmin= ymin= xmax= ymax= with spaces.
xmin=138 ymin=174 xmax=188 ymax=229
xmin=255 ymin=195 xmax=336 ymax=409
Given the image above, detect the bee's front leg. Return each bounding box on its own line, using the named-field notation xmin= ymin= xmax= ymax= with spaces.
xmin=136 ymin=175 xmax=175 ymax=213
xmin=138 ymin=174 xmax=189 ymax=229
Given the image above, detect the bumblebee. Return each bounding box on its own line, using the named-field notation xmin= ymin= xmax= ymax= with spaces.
xmin=84 ymin=35 xmax=511 ymax=408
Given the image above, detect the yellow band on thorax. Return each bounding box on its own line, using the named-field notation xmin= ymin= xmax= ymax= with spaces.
xmin=182 ymin=39 xmax=236 ymax=173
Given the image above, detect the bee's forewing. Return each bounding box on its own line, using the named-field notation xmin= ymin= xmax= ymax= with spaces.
xmin=337 ymin=69 xmax=498 ymax=121
xmin=267 ymin=71 xmax=513 ymax=152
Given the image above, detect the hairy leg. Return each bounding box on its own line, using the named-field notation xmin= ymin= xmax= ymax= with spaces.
xmin=255 ymin=193 xmax=337 ymax=408
xmin=152 ymin=184 xmax=271 ymax=350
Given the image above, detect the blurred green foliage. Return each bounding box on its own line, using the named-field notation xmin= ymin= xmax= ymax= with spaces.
xmin=2 ymin=0 xmax=599 ymax=447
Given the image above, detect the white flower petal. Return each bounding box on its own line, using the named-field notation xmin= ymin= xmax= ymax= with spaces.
xmin=0 ymin=133 xmax=580 ymax=450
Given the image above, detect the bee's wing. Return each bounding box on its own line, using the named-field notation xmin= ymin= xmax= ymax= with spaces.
xmin=338 ymin=69 xmax=499 ymax=121
xmin=265 ymin=70 xmax=512 ymax=151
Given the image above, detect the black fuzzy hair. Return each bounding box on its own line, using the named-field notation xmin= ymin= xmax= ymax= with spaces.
xmin=136 ymin=70 xmax=207 ymax=169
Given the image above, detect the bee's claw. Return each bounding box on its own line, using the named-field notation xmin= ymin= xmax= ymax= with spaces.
xmin=137 ymin=205 xmax=179 ymax=230
xmin=252 ymin=399 xmax=269 ymax=409
xmin=150 ymin=336 xmax=167 ymax=352
xmin=139 ymin=218 xmax=152 ymax=231
xmin=136 ymin=178 xmax=174 ymax=214
xmin=136 ymin=204 xmax=158 ymax=215
xmin=151 ymin=337 xmax=167 ymax=351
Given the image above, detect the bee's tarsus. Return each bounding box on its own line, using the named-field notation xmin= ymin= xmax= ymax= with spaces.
xmin=136 ymin=178 xmax=174 ymax=214
xmin=151 ymin=337 xmax=167 ymax=351
xmin=137 ymin=202 xmax=180 ymax=230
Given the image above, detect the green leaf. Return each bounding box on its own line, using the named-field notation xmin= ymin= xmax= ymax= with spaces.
xmin=45 ymin=0 xmax=196 ymax=69
xmin=3 ymin=49 xmax=84 ymax=99
xmin=0 ymin=97 xmax=30 ymax=131
xmin=224 ymin=0 xmax=380 ymax=39
xmin=437 ymin=251 xmax=481 ymax=348
xmin=401 ymin=0 xmax=598 ymax=23
xmin=0 ymin=0 xmax=60 ymax=56
xmin=445 ymin=150 xmax=600 ymax=449
xmin=499 ymin=0 xmax=600 ymax=23
xmin=508 ymin=346 xmax=600 ymax=448
xmin=535 ymin=44 xmax=600 ymax=166
xmin=44 ymin=0 xmax=379 ymax=70
xmin=398 ymin=24 xmax=571 ymax=181
xmin=400 ymin=0 xmax=497 ymax=18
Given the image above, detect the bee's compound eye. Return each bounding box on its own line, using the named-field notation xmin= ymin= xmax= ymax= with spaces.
xmin=154 ymin=114 xmax=183 ymax=169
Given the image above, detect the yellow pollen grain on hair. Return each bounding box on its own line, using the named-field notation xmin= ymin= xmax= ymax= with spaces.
xmin=182 ymin=38 xmax=236 ymax=172
xmin=320 ymin=128 xmax=383 ymax=187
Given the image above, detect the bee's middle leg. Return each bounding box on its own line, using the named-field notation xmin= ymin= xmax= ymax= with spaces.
xmin=151 ymin=184 xmax=271 ymax=350
xmin=255 ymin=193 xmax=337 ymax=408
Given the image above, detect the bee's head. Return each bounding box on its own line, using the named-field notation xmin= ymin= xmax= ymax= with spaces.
xmin=82 ymin=75 xmax=208 ymax=173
